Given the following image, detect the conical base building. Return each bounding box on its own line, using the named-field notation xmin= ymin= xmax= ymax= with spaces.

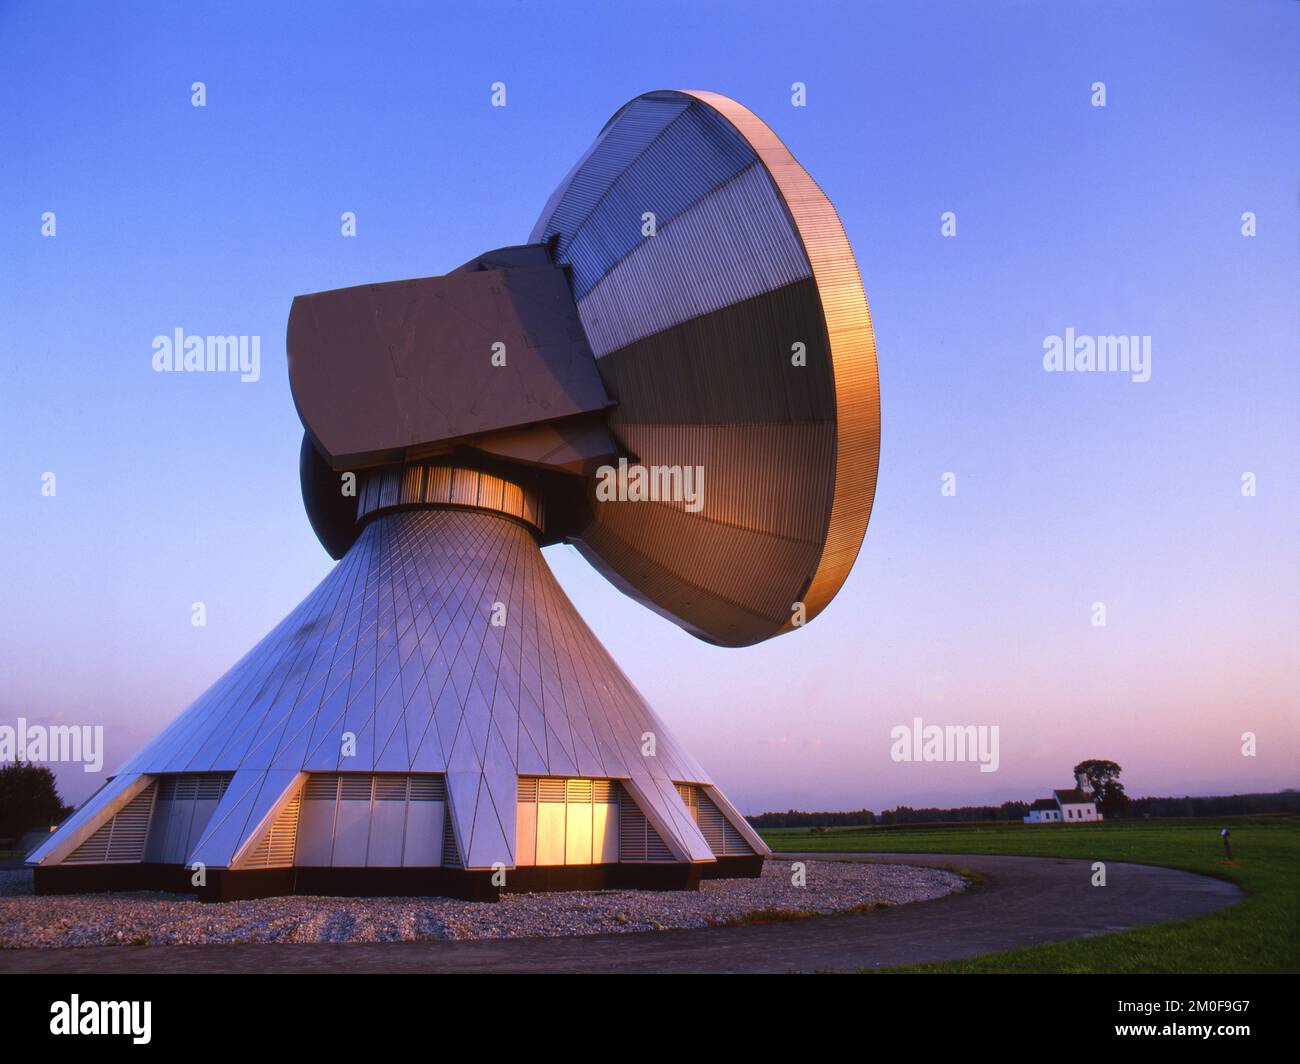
xmin=31 ymin=474 xmax=767 ymax=899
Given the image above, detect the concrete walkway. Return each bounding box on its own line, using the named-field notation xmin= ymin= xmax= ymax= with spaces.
xmin=0 ymin=853 xmax=1242 ymax=974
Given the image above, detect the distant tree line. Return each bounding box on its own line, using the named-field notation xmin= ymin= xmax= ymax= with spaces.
xmin=0 ymin=763 xmax=74 ymax=842
xmin=1125 ymin=791 xmax=1299 ymax=819
xmin=749 ymin=802 xmax=1031 ymax=828
xmin=747 ymin=791 xmax=1298 ymax=829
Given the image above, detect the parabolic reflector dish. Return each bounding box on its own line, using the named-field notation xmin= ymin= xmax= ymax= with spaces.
xmin=536 ymin=89 xmax=881 ymax=647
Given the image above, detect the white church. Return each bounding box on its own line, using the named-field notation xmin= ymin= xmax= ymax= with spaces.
xmin=1023 ymin=772 xmax=1103 ymax=824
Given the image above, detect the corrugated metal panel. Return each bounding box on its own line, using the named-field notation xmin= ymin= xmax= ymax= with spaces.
xmin=580 ymin=437 xmax=832 ymax=629
xmin=531 ymin=90 xmax=879 ymax=648
xmin=450 ymin=467 xmax=478 ymax=508
xmin=355 ymin=464 xmax=544 ymax=538
xmin=576 ymin=164 xmax=811 ymax=358
xmin=683 ymin=90 xmax=879 ymax=635
xmin=530 ymin=93 xmax=692 ymax=248
xmin=378 ymin=468 xmax=401 ymax=509
xmin=521 ymin=490 xmax=540 ymax=530
xmin=477 ymin=474 xmax=503 ymax=513
xmin=553 ymin=102 xmax=756 ymax=301
xmin=501 ymin=480 xmax=524 ymax=521
xmin=361 ymin=472 xmax=381 ymax=516
xmin=609 ymin=421 xmax=835 ymax=537
xmin=595 ymin=278 xmax=833 ymax=423
xmin=425 ymin=465 xmax=453 ymax=505
xmin=401 ymin=464 xmax=425 ymax=504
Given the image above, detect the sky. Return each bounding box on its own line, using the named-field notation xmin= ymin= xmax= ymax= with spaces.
xmin=1 ymin=0 xmax=1296 ymax=814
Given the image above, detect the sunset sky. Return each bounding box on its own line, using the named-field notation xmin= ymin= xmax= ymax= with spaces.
xmin=2 ymin=0 xmax=1295 ymax=813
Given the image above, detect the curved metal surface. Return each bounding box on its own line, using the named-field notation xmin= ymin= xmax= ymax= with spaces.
xmin=684 ymin=91 xmax=880 ymax=633
xmin=31 ymin=510 xmax=731 ymax=871
xmin=532 ymin=89 xmax=879 ymax=646
xmin=300 ymin=434 xmax=362 ymax=560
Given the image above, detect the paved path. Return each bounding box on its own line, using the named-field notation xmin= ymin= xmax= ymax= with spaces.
xmin=0 ymin=854 xmax=1241 ymax=974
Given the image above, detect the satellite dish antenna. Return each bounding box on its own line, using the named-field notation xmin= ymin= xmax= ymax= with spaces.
xmin=532 ymin=89 xmax=880 ymax=646
xmin=29 ymin=91 xmax=878 ymax=900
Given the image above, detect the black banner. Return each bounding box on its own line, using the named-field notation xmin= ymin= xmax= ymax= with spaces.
xmin=1 ymin=972 xmax=1289 ymax=1049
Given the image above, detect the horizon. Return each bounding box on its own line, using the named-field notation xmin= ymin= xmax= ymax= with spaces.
xmin=2 ymin=0 xmax=1296 ymax=815
xmin=748 ymin=786 xmax=1300 ymax=817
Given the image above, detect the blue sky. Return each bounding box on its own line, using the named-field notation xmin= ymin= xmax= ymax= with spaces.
xmin=2 ymin=0 xmax=1296 ymax=811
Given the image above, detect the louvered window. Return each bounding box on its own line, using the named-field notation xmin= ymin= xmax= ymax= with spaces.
xmin=675 ymin=783 xmax=754 ymax=857
xmin=516 ymin=777 xmax=621 ymax=866
xmin=441 ymin=803 xmax=461 ymax=867
xmin=646 ymin=824 xmax=673 ymax=861
xmin=305 ymin=775 xmax=340 ymax=800
xmin=296 ymin=773 xmax=451 ymax=868
xmin=373 ymin=776 xmax=408 ymax=801
xmin=239 ymin=789 xmax=302 ymax=869
xmin=156 ymin=773 xmax=231 ymax=802
xmin=143 ymin=774 xmax=233 ymax=865
xmin=157 ymin=776 xmax=192 ymax=801
xmin=339 ymin=775 xmax=372 ymax=801
xmin=409 ymin=775 xmax=446 ymax=801
xmin=195 ymin=775 xmax=229 ymax=800
xmin=616 ymin=787 xmax=674 ymax=863
xmin=65 ymin=782 xmax=158 ymax=864
xmin=538 ymin=778 xmax=567 ymax=803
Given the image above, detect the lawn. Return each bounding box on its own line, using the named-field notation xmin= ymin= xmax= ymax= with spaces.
xmin=758 ymin=816 xmax=1298 ymax=973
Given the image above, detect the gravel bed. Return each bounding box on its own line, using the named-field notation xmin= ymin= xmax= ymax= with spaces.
xmin=0 ymin=861 xmax=964 ymax=949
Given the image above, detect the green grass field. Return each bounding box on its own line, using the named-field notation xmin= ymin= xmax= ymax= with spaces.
xmin=759 ymin=816 xmax=1298 ymax=973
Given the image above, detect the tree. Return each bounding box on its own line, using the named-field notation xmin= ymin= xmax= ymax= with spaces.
xmin=999 ymin=800 xmax=1030 ymax=821
xmin=1100 ymin=781 xmax=1131 ymax=818
xmin=0 ymin=762 xmax=73 ymax=840
xmin=1074 ymin=758 xmax=1130 ymax=818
